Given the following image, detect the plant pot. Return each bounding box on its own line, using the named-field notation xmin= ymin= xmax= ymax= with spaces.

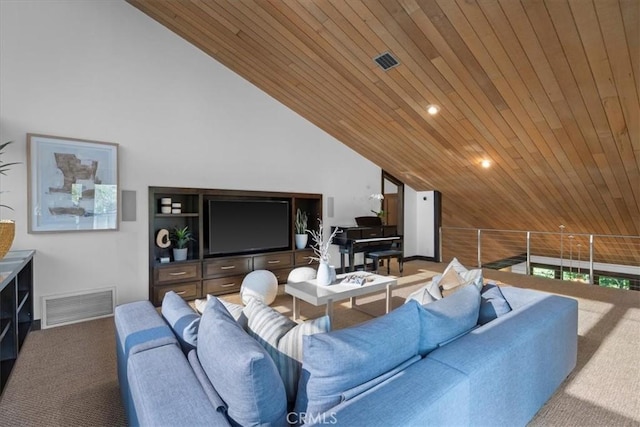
xmin=295 ymin=234 xmax=308 ymax=249
xmin=173 ymin=247 xmax=188 ymax=262
xmin=0 ymin=220 xmax=15 ymax=260
xmin=316 ymin=261 xmax=336 ymax=286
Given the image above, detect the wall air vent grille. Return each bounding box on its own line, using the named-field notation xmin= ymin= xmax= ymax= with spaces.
xmin=374 ymin=52 xmax=400 ymax=71
xmin=42 ymin=287 xmax=115 ymax=328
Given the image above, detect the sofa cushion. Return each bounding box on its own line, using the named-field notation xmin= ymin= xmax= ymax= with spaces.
xmin=161 ymin=291 xmax=200 ymax=352
xmin=417 ymin=284 xmax=481 ymax=355
xmin=127 ymin=343 xmax=229 ymax=426
xmin=295 ymin=300 xmax=421 ymax=417
xmin=197 ymin=297 xmax=287 ymax=426
xmin=479 ymin=283 xmax=512 ymax=325
xmin=187 ymin=350 xmax=226 ymax=414
xmin=304 ymin=357 xmax=470 ymax=427
xmin=244 ymin=298 xmax=330 ymax=405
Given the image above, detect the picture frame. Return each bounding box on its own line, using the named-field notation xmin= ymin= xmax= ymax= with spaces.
xmin=27 ymin=133 xmax=119 ymax=233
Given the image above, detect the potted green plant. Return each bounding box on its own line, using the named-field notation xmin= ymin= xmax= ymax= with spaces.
xmin=0 ymin=141 xmax=19 ymax=259
xmin=171 ymin=225 xmax=195 ymax=262
xmin=294 ymin=208 xmax=308 ymax=249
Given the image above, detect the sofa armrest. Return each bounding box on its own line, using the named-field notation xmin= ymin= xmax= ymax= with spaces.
xmin=127 ymin=344 xmax=230 ymax=427
xmin=114 ymin=300 xmax=179 ymax=421
xmin=428 ymin=292 xmax=578 ymax=426
xmin=115 ymin=301 xmax=178 ymax=358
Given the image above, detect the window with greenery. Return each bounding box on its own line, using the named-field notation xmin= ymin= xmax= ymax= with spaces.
xmin=562 ymin=271 xmax=590 ymax=283
xmin=598 ymin=276 xmax=630 ymax=290
xmin=532 ymin=267 xmax=555 ymax=279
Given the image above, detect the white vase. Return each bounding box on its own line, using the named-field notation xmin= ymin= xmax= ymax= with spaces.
xmin=173 ymin=248 xmax=188 ymax=262
xmin=317 ymin=262 xmax=335 ymax=286
xmin=295 ymin=234 xmax=308 ymax=249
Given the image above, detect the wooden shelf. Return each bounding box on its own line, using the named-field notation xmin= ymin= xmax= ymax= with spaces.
xmin=148 ymin=187 xmax=322 ymax=305
xmin=0 ymin=250 xmax=34 ymax=395
xmin=154 ymin=213 xmax=199 ymax=218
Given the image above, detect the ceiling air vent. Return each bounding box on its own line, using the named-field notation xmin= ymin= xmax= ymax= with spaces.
xmin=374 ymin=52 xmax=399 ymax=71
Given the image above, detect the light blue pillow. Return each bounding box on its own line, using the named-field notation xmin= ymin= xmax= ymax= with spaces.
xmin=161 ymin=291 xmax=199 ymax=352
xmin=197 ymin=297 xmax=287 ymax=426
xmin=479 ymin=283 xmax=512 ymax=325
xmin=417 ymin=284 xmax=481 ymax=355
xmin=295 ymin=301 xmax=421 ymax=417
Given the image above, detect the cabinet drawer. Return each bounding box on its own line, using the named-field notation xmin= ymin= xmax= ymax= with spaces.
xmin=271 ymin=267 xmax=294 ymax=284
xmin=204 ymin=257 xmax=252 ymax=277
xmin=253 ymin=252 xmax=293 ymax=270
xmin=155 ymin=263 xmax=201 ymax=284
xmin=203 ymin=276 xmax=244 ymax=295
xmin=154 ymin=282 xmax=199 ymax=303
xmin=295 ymin=250 xmax=317 ymax=265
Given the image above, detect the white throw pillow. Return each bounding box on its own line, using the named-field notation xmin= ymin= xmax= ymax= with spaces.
xmin=243 ymin=298 xmax=330 ymax=404
xmin=405 ymin=278 xmax=443 ymax=305
xmin=196 ymin=295 xmax=247 ymax=329
xmin=440 ymin=258 xmax=483 ymax=296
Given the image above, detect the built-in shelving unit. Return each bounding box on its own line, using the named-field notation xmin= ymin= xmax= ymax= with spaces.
xmin=0 ymin=250 xmax=35 ymax=396
xmin=148 ymin=187 xmax=322 ymax=306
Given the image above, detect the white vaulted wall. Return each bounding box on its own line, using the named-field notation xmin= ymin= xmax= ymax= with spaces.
xmin=0 ymin=0 xmax=406 ymax=318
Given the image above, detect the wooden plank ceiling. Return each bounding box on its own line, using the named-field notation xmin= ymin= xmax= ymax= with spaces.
xmin=128 ymin=0 xmax=639 ymax=258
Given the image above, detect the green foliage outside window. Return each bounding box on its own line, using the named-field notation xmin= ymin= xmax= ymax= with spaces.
xmin=599 ymin=276 xmax=630 ymax=290
xmin=562 ymin=271 xmax=590 ymax=282
xmin=532 ymin=267 xmax=555 ymax=279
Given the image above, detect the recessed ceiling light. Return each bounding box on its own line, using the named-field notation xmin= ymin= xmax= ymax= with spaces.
xmin=426 ymin=104 xmax=440 ymax=115
xmin=481 ymin=159 xmax=491 ymax=168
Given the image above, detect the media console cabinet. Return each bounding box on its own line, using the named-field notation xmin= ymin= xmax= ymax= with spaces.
xmin=0 ymin=250 xmax=34 ymax=395
xmin=149 ymin=187 xmax=322 ymax=306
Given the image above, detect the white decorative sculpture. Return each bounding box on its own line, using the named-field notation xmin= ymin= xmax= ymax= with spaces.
xmin=240 ymin=270 xmax=278 ymax=305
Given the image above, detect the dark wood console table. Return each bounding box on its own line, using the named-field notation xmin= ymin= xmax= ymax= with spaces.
xmin=0 ymin=250 xmax=35 ymax=395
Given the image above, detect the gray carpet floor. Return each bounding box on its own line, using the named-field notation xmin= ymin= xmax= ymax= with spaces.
xmin=0 ymin=260 xmax=638 ymax=426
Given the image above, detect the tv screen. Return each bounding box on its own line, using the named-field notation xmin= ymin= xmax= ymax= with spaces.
xmin=207 ymin=199 xmax=290 ymax=255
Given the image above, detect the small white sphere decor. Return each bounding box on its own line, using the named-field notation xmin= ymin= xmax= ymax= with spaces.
xmin=240 ymin=270 xmax=278 ymax=305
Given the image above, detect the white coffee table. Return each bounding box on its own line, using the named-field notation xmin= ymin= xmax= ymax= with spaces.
xmin=284 ymin=273 xmax=397 ymax=327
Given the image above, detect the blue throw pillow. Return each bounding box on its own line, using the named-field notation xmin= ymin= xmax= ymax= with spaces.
xmin=197 ymin=297 xmax=287 ymax=426
xmin=161 ymin=291 xmax=200 ymax=353
xmin=417 ymin=284 xmax=481 ymax=355
xmin=295 ymin=301 xmax=421 ymax=418
xmin=478 ymin=283 xmax=512 ymax=325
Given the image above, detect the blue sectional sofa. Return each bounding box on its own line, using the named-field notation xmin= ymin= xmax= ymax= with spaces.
xmin=115 ymin=285 xmax=577 ymax=426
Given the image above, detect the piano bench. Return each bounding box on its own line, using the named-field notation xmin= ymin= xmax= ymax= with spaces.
xmin=365 ymin=250 xmax=404 ymax=275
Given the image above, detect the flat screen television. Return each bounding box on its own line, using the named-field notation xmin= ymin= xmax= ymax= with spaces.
xmin=207 ymin=199 xmax=290 ymax=256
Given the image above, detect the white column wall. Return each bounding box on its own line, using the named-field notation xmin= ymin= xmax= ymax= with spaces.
xmin=404 ymin=188 xmax=436 ymax=258
xmin=0 ymin=0 xmax=383 ymax=318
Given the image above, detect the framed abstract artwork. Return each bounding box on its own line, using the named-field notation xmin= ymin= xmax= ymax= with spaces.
xmin=27 ymin=134 xmax=119 ymax=233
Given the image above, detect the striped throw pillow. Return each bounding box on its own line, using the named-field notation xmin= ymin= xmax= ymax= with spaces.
xmin=244 ymin=298 xmax=330 ymax=404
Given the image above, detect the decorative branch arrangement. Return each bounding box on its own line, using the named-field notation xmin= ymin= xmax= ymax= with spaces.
xmin=308 ymin=220 xmax=339 ymax=264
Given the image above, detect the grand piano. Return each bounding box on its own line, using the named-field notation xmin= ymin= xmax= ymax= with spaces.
xmin=331 ymin=219 xmax=403 ymax=273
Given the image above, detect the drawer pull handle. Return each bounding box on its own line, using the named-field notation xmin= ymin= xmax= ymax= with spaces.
xmin=175 ymin=291 xmax=186 ymax=295
xmin=220 ymin=266 xmax=236 ymax=270
xmin=169 ymin=271 xmax=187 ymax=276
xmin=267 ymin=260 xmax=281 ymax=264
xmin=221 ymin=283 xmax=236 ymax=288
xmin=370 ymin=233 xmax=378 ymax=236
